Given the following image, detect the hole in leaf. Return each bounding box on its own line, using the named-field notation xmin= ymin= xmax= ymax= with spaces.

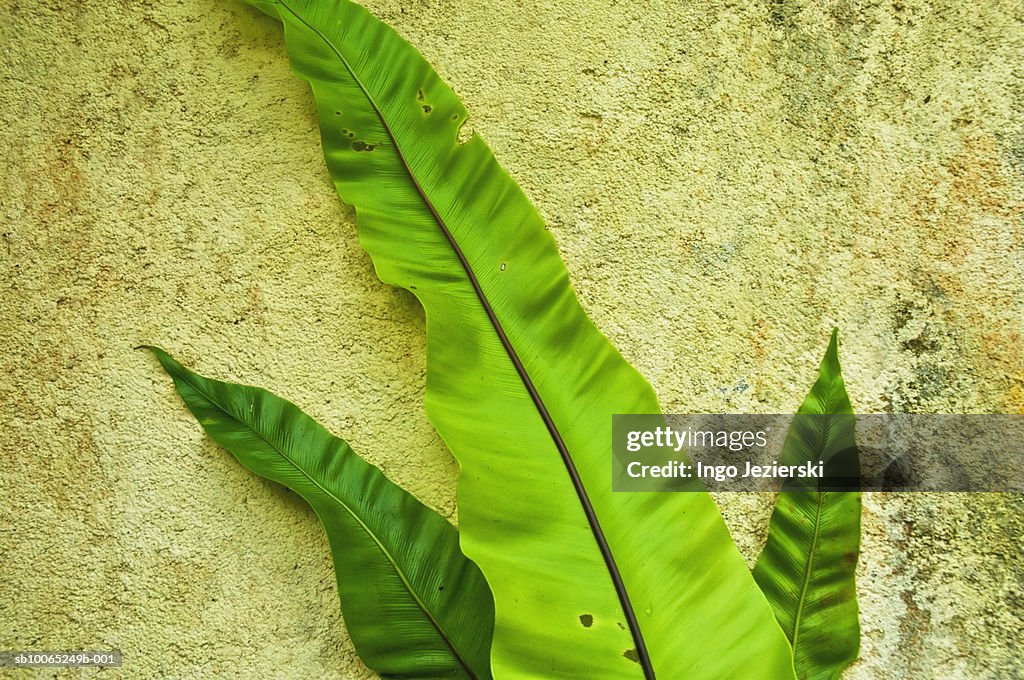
xmin=456 ymin=117 xmax=474 ymax=145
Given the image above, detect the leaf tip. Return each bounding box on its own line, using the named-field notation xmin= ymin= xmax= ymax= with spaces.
xmin=138 ymin=344 xmax=170 ymax=362
xmin=823 ymin=328 xmax=842 ymax=373
xmin=138 ymin=345 xmax=189 ymax=383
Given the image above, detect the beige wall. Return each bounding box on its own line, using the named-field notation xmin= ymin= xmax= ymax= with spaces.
xmin=1 ymin=0 xmax=1021 ymax=677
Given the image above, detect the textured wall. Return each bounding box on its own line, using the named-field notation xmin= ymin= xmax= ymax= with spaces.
xmin=1 ymin=0 xmax=1021 ymax=678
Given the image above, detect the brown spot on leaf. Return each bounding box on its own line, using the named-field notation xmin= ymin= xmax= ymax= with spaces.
xmin=623 ymin=649 xmax=639 ymax=663
xmin=351 ymin=141 xmax=375 ymax=152
xmin=579 ymin=614 xmax=593 ymax=628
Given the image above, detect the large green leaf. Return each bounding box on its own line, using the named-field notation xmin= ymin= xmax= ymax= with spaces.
xmin=147 ymin=346 xmax=495 ymax=679
xmin=753 ymin=330 xmax=861 ymax=679
xmin=238 ymin=2 xmax=796 ymax=677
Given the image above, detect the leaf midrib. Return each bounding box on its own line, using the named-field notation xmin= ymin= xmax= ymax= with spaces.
xmin=790 ymin=488 xmax=823 ymax=654
xmin=272 ymin=2 xmax=656 ymax=677
xmin=791 ymin=386 xmax=846 ymax=655
xmin=177 ymin=368 xmax=480 ymax=680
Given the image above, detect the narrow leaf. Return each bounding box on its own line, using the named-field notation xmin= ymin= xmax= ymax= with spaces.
xmin=753 ymin=330 xmax=861 ymax=679
xmin=236 ymin=2 xmax=796 ymax=678
xmin=147 ymin=346 xmax=495 ymax=680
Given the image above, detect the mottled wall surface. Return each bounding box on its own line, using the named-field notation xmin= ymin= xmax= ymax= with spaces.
xmin=1 ymin=0 xmax=1021 ymax=678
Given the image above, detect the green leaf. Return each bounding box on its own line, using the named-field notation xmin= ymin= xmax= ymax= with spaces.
xmin=237 ymin=2 xmax=796 ymax=678
xmin=753 ymin=330 xmax=861 ymax=680
xmin=146 ymin=346 xmax=495 ymax=680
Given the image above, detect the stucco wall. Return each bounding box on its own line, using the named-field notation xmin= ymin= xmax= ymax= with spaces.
xmin=1 ymin=0 xmax=1021 ymax=677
